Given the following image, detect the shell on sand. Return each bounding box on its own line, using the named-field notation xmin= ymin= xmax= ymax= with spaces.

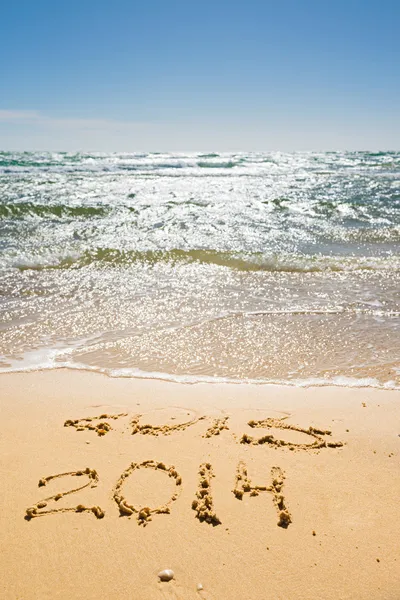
xmin=158 ymin=569 xmax=174 ymax=582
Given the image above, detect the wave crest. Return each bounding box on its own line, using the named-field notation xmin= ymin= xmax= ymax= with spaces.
xmin=12 ymin=248 xmax=400 ymax=273
xmin=0 ymin=202 xmax=109 ymax=219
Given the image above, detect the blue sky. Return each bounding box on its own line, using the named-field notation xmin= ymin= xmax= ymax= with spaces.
xmin=0 ymin=0 xmax=399 ymax=150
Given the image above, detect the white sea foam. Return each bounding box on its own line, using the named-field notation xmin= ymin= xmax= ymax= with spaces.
xmin=1 ymin=347 xmax=399 ymax=391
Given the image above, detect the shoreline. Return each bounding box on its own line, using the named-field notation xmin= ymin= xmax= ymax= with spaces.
xmin=1 ymin=369 xmax=400 ymax=599
xmin=1 ymin=362 xmax=399 ymax=390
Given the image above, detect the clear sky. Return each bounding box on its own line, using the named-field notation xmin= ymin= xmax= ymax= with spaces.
xmin=0 ymin=0 xmax=399 ymax=151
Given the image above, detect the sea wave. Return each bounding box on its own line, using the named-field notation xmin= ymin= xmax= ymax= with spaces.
xmin=8 ymin=248 xmax=400 ymax=273
xmin=0 ymin=352 xmax=398 ymax=390
xmin=0 ymin=202 xmax=109 ymax=219
xmin=0 ymin=150 xmax=398 ymax=175
xmin=197 ymin=160 xmax=239 ymax=168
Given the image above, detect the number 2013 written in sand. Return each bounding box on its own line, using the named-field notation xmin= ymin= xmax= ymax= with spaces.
xmin=25 ymin=413 xmax=344 ymax=528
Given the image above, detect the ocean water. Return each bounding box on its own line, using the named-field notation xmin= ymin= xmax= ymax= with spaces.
xmin=0 ymin=150 xmax=399 ymax=388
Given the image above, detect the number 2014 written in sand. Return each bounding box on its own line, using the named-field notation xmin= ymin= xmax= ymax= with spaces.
xmin=25 ymin=413 xmax=344 ymax=528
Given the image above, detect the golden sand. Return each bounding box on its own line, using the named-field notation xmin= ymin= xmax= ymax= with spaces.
xmin=1 ymin=370 xmax=399 ymax=599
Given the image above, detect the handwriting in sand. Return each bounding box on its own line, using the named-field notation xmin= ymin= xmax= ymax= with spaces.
xmin=26 ymin=412 xmax=344 ymax=526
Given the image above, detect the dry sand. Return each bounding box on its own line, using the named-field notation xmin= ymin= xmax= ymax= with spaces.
xmin=0 ymin=370 xmax=399 ymax=600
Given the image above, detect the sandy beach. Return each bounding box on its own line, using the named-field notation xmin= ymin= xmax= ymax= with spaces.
xmin=1 ymin=370 xmax=399 ymax=599
xmin=2 ymin=0 xmax=400 ymax=597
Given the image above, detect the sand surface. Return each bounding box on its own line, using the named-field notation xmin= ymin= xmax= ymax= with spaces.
xmin=1 ymin=370 xmax=399 ymax=600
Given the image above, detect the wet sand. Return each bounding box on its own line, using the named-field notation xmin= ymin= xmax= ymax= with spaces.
xmin=1 ymin=370 xmax=399 ymax=599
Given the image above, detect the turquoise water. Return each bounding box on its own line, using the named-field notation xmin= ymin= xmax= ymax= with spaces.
xmin=0 ymin=150 xmax=399 ymax=386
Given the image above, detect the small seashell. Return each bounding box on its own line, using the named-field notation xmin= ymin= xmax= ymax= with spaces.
xmin=158 ymin=569 xmax=174 ymax=582
xmin=197 ymin=583 xmax=204 ymax=591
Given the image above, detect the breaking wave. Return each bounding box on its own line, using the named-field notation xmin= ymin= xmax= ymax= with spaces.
xmin=10 ymin=248 xmax=400 ymax=273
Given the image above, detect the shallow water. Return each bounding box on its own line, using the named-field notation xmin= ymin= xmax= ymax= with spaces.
xmin=0 ymin=150 xmax=399 ymax=387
